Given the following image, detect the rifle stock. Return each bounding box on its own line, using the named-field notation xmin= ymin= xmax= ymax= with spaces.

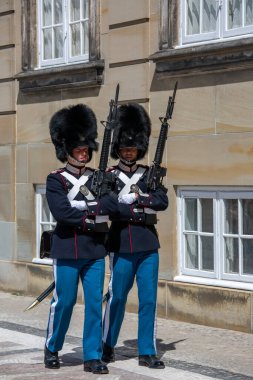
xmin=146 ymin=82 xmax=178 ymax=191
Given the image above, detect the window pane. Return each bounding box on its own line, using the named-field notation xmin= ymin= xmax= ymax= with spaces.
xmin=187 ymin=0 xmax=200 ymax=35
xmin=54 ymin=26 xmax=64 ymax=58
xmin=245 ymin=0 xmax=253 ymax=25
xmin=228 ymin=0 xmax=243 ymax=29
xmin=185 ymin=198 xmax=197 ymax=230
xmin=43 ymin=28 xmax=52 ymax=59
xmin=224 ymin=237 xmax=239 ymax=273
xmin=54 ymin=0 xmax=63 ymax=24
xmin=242 ymin=239 xmax=253 ymax=274
xmin=185 ymin=234 xmax=198 ymax=269
xmin=70 ymin=0 xmax=80 ymax=21
xmin=201 ymin=198 xmax=213 ymax=232
xmin=224 ymin=199 xmax=238 ymax=234
xmin=82 ymin=0 xmax=89 ymax=18
xmin=43 ymin=0 xmax=52 ymax=26
xmin=41 ymin=195 xmax=51 ymax=221
xmin=82 ymin=20 xmax=89 ymax=55
xmin=201 ymin=236 xmax=214 ymax=270
xmin=202 ymin=0 xmax=217 ymax=33
xmin=242 ymin=199 xmax=253 ymax=235
xmin=70 ymin=23 xmax=81 ymax=56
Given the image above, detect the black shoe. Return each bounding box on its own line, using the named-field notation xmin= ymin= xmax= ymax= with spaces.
xmin=139 ymin=355 xmax=165 ymax=369
xmin=44 ymin=345 xmax=60 ymax=369
xmin=83 ymin=359 xmax=109 ymax=374
xmin=102 ymin=342 xmax=115 ymax=363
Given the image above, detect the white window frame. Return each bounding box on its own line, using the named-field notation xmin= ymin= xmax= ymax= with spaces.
xmin=33 ymin=185 xmax=55 ymax=265
xmin=176 ymin=187 xmax=253 ymax=291
xmin=181 ymin=0 xmax=253 ymax=46
xmin=37 ymin=0 xmax=89 ymax=68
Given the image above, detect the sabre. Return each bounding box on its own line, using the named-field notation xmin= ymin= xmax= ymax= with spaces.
xmin=24 ymin=281 xmax=55 ymax=311
xmin=25 ymin=281 xmax=109 ymax=311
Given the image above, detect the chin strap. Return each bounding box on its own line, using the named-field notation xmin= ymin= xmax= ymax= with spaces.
xmin=67 ymin=154 xmax=87 ymax=168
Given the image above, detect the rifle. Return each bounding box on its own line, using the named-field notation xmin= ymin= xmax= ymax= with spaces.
xmin=145 ymin=81 xmax=177 ymax=192
xmin=88 ymin=83 xmax=120 ymax=197
xmin=24 ymin=85 xmax=120 ymax=311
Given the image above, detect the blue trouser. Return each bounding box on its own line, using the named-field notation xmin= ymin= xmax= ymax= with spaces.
xmin=46 ymin=258 xmax=105 ymax=361
xmin=103 ymin=250 xmax=159 ymax=355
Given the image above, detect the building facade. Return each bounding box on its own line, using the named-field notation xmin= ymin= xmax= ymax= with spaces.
xmin=0 ymin=0 xmax=253 ymax=332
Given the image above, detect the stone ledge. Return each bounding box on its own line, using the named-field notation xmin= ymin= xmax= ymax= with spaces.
xmin=15 ymin=60 xmax=104 ymax=93
xmin=150 ymin=38 xmax=253 ymax=77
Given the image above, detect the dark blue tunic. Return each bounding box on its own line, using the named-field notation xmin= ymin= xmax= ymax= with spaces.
xmin=46 ymin=164 xmax=118 ymax=260
xmin=108 ymin=164 xmax=168 ymax=253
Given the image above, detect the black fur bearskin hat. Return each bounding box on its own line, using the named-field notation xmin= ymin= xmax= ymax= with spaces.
xmin=110 ymin=103 xmax=151 ymax=160
xmin=49 ymin=104 xmax=98 ymax=163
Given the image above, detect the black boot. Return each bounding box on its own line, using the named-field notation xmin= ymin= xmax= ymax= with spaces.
xmin=139 ymin=355 xmax=165 ymax=369
xmin=44 ymin=345 xmax=60 ymax=369
xmin=83 ymin=359 xmax=109 ymax=374
xmin=102 ymin=342 xmax=115 ymax=363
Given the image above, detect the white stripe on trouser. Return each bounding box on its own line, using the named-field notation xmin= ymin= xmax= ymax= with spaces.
xmin=153 ymin=303 xmax=157 ymax=354
xmin=102 ymin=253 xmax=114 ymax=342
xmin=46 ymin=259 xmax=58 ymax=348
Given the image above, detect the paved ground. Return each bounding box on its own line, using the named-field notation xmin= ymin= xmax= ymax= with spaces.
xmin=0 ymin=290 xmax=252 ymax=379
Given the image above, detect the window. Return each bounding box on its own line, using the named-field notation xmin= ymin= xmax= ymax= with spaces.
xmin=182 ymin=0 xmax=253 ymax=45
xmin=177 ymin=188 xmax=253 ymax=290
xmin=151 ymin=0 xmax=253 ymax=77
xmin=34 ymin=185 xmax=56 ymax=264
xmin=37 ymin=0 xmax=89 ymax=67
xmin=18 ymin=0 xmax=103 ymax=92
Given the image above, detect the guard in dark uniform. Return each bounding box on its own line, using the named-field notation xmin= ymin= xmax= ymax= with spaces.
xmin=44 ymin=104 xmax=117 ymax=375
xmin=102 ymin=104 xmax=168 ymax=369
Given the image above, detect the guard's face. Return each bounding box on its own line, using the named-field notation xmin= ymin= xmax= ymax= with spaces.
xmin=119 ymin=147 xmax=138 ymax=162
xmin=72 ymin=146 xmax=89 ymax=163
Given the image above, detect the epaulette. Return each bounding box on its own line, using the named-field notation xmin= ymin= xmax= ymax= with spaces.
xmin=86 ymin=166 xmax=95 ymax=172
xmin=50 ymin=168 xmax=64 ymax=174
xmin=138 ymin=164 xmax=149 ymax=170
xmin=106 ymin=166 xmax=116 ymax=172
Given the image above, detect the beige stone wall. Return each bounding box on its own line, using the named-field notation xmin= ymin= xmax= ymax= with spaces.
xmin=0 ymin=0 xmax=253 ymax=332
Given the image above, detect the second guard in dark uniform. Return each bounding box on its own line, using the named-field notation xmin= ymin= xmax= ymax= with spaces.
xmin=102 ymin=104 xmax=168 ymax=369
xmin=44 ymin=104 xmax=117 ymax=375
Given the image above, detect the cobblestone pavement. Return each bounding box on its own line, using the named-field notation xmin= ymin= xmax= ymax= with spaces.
xmin=0 ymin=291 xmax=252 ymax=379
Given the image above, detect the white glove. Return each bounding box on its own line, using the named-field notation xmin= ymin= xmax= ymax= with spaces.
xmin=70 ymin=200 xmax=88 ymax=211
xmin=118 ymin=193 xmax=138 ymax=204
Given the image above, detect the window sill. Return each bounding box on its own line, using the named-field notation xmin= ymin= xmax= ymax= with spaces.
xmin=32 ymin=258 xmax=53 ymax=266
xmin=150 ymin=37 xmax=253 ymax=77
xmin=15 ymin=60 xmax=104 ymax=93
xmin=174 ymin=275 xmax=253 ymax=292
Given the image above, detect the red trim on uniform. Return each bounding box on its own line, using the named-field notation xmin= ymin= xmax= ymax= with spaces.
xmin=58 ymin=173 xmax=68 ymax=192
xmin=128 ymin=223 xmax=133 ymax=253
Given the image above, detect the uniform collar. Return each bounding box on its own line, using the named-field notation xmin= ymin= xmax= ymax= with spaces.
xmin=118 ymin=160 xmax=138 ymax=173
xmin=66 ymin=162 xmax=86 ymax=176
